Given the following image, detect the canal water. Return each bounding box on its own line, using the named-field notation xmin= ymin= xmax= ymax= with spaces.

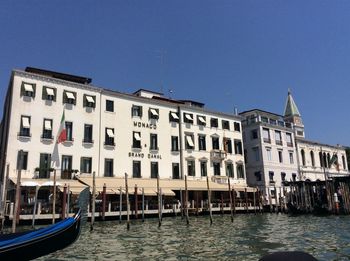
xmin=36 ymin=214 xmax=350 ymax=261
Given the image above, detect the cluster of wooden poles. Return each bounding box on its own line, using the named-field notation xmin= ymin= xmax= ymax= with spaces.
xmin=89 ymin=172 xmax=263 ymax=231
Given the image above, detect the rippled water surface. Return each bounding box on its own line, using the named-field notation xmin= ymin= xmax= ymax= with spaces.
xmin=36 ymin=214 xmax=350 ymax=260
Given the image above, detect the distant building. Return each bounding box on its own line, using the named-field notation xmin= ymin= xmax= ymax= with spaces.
xmin=240 ymin=91 xmax=349 ymax=205
xmin=0 ymin=67 xmax=246 ymax=193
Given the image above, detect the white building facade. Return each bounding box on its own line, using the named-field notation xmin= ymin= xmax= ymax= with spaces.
xmin=0 ymin=68 xmax=246 ymax=190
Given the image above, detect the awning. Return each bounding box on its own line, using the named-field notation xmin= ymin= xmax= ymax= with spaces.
xmin=65 ymin=91 xmax=75 ymax=99
xmin=160 ymin=188 xmax=176 ymax=196
xmin=134 ymin=132 xmax=141 ymax=141
xmin=198 ymin=116 xmax=206 ymax=124
xmin=185 ymin=114 xmax=193 ymax=121
xmin=23 ymin=83 xmax=34 ymax=92
xmin=44 ymin=120 xmax=52 ymax=130
xmin=186 ymin=135 xmax=194 ymax=147
xmin=150 ymin=109 xmax=158 ymax=117
xmin=86 ymin=95 xmax=95 ymax=103
xmin=22 ymin=117 xmax=30 ymax=128
xmin=21 ymin=181 xmax=40 ymax=187
xmin=106 ymin=129 xmax=114 ymax=138
xmin=46 ymin=87 xmax=54 ymax=96
xmin=170 ymin=112 xmax=179 ymax=120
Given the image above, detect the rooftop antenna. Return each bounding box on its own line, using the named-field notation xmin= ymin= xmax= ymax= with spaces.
xmin=155 ymin=49 xmax=167 ymax=94
xmin=168 ymin=89 xmax=173 ymax=99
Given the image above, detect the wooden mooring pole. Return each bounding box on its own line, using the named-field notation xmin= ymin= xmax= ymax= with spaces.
xmin=52 ymin=169 xmax=57 ymax=224
xmin=125 ymin=173 xmax=130 ymax=230
xmin=31 ymin=185 xmax=39 ymax=229
xmin=157 ymin=175 xmax=161 ymax=227
xmin=142 ymin=188 xmax=145 ymax=222
xmin=119 ymin=186 xmax=122 ymax=223
xmin=206 ymin=176 xmax=213 ymax=225
xmin=91 ymin=171 xmax=96 ymax=230
xmin=12 ymin=167 xmax=22 ymax=233
xmin=102 ymin=184 xmax=106 ymax=221
xmin=185 ymin=175 xmax=189 ymax=225
xmin=228 ymin=177 xmax=234 ymax=222
xmin=1 ymin=164 xmax=9 ymax=233
xmin=134 ymin=184 xmax=138 ymax=220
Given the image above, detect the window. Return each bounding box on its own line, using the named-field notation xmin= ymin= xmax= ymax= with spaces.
xmin=224 ymin=138 xmax=232 ymax=154
xmin=269 ymin=171 xmax=274 ymax=182
xmin=133 ymin=131 xmax=141 ymax=148
xmin=83 ymin=94 xmax=95 ymax=108
xmin=172 ymin=163 xmax=180 ymax=179
xmin=185 ymin=159 xmax=195 ymax=176
xmin=19 ymin=116 xmax=31 ymax=137
xmin=105 ymin=128 xmax=115 ymax=146
xmin=39 ymin=153 xmax=51 ymax=178
xmin=169 ymin=112 xmax=179 ymax=123
xmin=185 ymin=134 xmax=195 ymax=150
xmin=297 ymin=130 xmax=304 ymax=136
xmin=42 ymin=119 xmax=53 ymax=139
xmin=260 ymin=116 xmax=268 ymax=123
xmin=255 ymin=171 xmax=262 ymax=181
xmin=234 ymin=122 xmax=241 ymax=132
xmin=197 ymin=115 xmax=206 ymax=126
xmin=83 ymin=124 xmax=93 ymax=143
xmin=80 ymin=157 xmax=92 ymax=174
xmin=212 ymin=137 xmax=220 ymax=150
xmin=21 ymin=82 xmax=35 ymax=97
xmin=213 ymin=162 xmax=221 ymax=176
xmin=292 ymin=173 xmax=297 ymax=182
xmin=104 ymin=159 xmax=113 ymax=177
xmin=319 ymin=152 xmax=324 ymax=168
xmin=17 ymin=150 xmax=28 ymax=170
xmin=222 ymin=120 xmax=230 ymax=130
xmin=342 ymin=155 xmax=346 ymax=170
xmin=275 ymin=131 xmax=282 ymax=145
xmin=65 ymin=122 xmax=73 ymax=141
xmin=200 ymin=161 xmax=207 ymax=177
xmin=226 ymin=162 xmax=234 ymax=177
xmin=278 ymin=150 xmax=283 ymax=163
xmin=269 ymin=119 xmax=277 ymax=125
xmin=253 ymin=147 xmax=260 ymax=161
xmin=63 ymin=91 xmax=76 ymax=105
xmin=198 ymin=135 xmax=206 ymax=151
xmin=251 ymin=129 xmax=258 ymax=139
xmin=266 ymin=148 xmax=272 ymax=161
xmin=133 ymin=161 xmax=141 ymax=178
xmin=132 ymin=105 xmax=143 ymax=117
xmin=42 ymin=86 xmax=56 ymax=101
xmin=237 ymin=164 xmax=245 ymax=179
xmin=262 ymin=128 xmax=270 ymax=143
xmin=150 ymin=162 xmax=158 ymax=178
xmin=183 ymin=113 xmax=193 ymax=124
xmin=286 ymin=133 xmax=293 ymax=147
xmin=289 ymin=152 xmax=294 ymax=164
xmin=171 ymin=136 xmax=179 ymax=151
xmin=281 ymin=172 xmax=286 ymax=182
xmin=234 ymin=140 xmax=243 ymax=155
xmin=61 ymin=155 xmax=72 ymax=179
xmin=149 ymin=108 xmax=159 ymax=120
xmin=106 ymin=100 xmax=114 ymax=112
xmin=310 ymin=151 xmax=315 ymax=167
xmin=150 ymin=133 xmax=158 ymax=150
xmin=301 ymin=149 xmax=306 ymax=166
xmin=210 ymin=118 xmax=218 ymax=128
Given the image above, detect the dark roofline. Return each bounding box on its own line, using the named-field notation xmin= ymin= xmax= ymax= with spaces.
xmin=239 ymin=109 xmax=284 ymax=118
xmin=25 ymin=67 xmax=92 ymax=85
xmin=178 ymin=100 xmax=205 ymax=107
xmin=133 ymin=88 xmax=164 ymax=96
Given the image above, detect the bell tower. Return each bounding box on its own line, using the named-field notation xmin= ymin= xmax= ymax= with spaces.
xmin=283 ymin=90 xmax=305 ymax=138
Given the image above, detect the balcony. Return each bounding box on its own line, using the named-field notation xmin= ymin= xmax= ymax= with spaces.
xmin=275 ymin=140 xmax=283 ymax=146
xmin=287 ymin=142 xmax=293 ymax=147
xmin=210 ymin=150 xmax=226 ymax=161
xmin=41 ymin=134 xmax=54 ymax=142
xmin=263 ymin=138 xmax=271 ymax=143
xmin=82 ymin=138 xmax=94 ymax=144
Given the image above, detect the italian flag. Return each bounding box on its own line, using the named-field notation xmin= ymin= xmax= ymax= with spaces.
xmin=57 ymin=110 xmax=67 ymax=144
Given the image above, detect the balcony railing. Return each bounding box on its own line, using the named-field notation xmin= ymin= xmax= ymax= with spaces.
xmin=275 ymin=140 xmax=283 ymax=145
xmin=210 ymin=150 xmax=226 ymax=161
xmin=287 ymin=142 xmax=293 ymax=147
xmin=263 ymin=138 xmax=271 ymax=143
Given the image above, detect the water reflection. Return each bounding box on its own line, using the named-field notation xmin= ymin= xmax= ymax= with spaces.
xmin=36 ymin=214 xmax=350 ymax=261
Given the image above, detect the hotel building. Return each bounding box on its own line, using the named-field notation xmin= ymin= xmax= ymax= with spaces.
xmin=240 ymin=91 xmax=349 ymax=205
xmin=0 ymin=67 xmax=247 ymax=199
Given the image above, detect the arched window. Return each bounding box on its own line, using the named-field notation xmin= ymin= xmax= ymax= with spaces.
xmin=301 ymin=149 xmax=306 ymax=166
xmin=319 ymin=152 xmax=323 ymax=167
xmin=323 ymin=153 xmax=328 ymax=168
xmin=310 ymin=151 xmax=315 ymax=167
xmin=342 ymin=155 xmax=346 ymax=170
xmin=327 ymin=153 xmax=331 ymax=168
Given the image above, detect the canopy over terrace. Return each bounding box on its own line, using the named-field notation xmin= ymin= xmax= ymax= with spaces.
xmin=9 ymin=178 xmax=87 ymax=194
xmin=77 ymin=177 xmax=256 ymax=196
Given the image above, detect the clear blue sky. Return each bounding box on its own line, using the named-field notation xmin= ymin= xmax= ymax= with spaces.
xmin=0 ymin=1 xmax=349 ymax=146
